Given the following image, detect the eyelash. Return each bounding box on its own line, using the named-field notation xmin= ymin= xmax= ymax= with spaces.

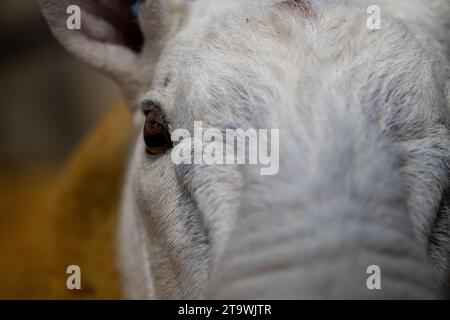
xmin=142 ymin=104 xmax=173 ymax=155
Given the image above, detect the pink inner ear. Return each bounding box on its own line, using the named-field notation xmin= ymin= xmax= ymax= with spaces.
xmin=85 ymin=0 xmax=144 ymax=52
xmin=279 ymin=0 xmax=315 ymax=16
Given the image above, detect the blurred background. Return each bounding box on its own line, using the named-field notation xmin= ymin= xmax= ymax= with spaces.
xmin=0 ymin=1 xmax=125 ymax=299
xmin=0 ymin=1 xmax=121 ymax=169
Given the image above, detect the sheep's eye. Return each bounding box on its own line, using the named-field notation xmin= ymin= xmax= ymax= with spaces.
xmin=143 ymin=112 xmax=172 ymax=155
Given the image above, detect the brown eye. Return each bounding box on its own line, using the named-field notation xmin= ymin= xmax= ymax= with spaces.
xmin=143 ymin=112 xmax=173 ymax=155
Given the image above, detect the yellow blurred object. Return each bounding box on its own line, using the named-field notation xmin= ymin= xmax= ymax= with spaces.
xmin=0 ymin=104 xmax=132 ymax=299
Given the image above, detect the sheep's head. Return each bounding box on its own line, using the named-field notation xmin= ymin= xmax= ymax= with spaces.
xmin=41 ymin=0 xmax=450 ymax=299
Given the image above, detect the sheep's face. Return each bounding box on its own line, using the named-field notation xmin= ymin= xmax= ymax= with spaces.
xmin=122 ymin=1 xmax=450 ymax=298
xmin=41 ymin=0 xmax=450 ymax=298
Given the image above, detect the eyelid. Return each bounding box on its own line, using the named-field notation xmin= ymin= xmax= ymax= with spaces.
xmin=141 ymin=100 xmax=171 ymax=130
xmin=141 ymin=99 xmax=161 ymax=114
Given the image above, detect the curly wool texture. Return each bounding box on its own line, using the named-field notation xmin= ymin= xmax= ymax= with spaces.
xmin=0 ymin=104 xmax=131 ymax=299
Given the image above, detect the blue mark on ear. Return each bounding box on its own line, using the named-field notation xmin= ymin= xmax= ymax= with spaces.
xmin=131 ymin=0 xmax=145 ymax=15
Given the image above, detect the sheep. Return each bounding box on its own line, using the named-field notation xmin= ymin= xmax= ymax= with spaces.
xmin=32 ymin=0 xmax=450 ymax=298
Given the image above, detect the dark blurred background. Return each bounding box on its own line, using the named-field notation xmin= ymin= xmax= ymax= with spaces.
xmin=0 ymin=1 xmax=125 ymax=299
xmin=0 ymin=0 xmax=121 ymax=169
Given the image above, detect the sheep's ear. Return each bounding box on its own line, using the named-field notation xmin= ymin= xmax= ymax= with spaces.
xmin=40 ymin=0 xmax=145 ymax=88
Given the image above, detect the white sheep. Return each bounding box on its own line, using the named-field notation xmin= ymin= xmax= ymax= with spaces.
xmin=41 ymin=0 xmax=450 ymax=299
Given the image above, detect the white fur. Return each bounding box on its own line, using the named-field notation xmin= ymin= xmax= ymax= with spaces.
xmin=41 ymin=0 xmax=450 ymax=298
